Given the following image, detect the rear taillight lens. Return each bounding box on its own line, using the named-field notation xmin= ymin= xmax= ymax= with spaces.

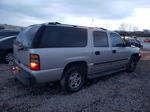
xmin=30 ymin=54 xmax=40 ymax=71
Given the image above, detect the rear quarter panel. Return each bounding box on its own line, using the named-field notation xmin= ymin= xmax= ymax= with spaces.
xmin=31 ymin=48 xmax=92 ymax=71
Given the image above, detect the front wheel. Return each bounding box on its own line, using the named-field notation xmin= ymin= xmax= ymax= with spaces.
xmin=60 ymin=66 xmax=86 ymax=92
xmin=126 ymin=56 xmax=137 ymax=73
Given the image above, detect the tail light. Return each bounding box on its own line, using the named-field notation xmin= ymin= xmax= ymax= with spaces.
xmin=30 ymin=54 xmax=40 ymax=71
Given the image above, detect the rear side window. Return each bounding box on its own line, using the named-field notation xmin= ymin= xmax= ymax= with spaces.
xmin=93 ymin=31 xmax=109 ymax=47
xmin=39 ymin=26 xmax=87 ymax=48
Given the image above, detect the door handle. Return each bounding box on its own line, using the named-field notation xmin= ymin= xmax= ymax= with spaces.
xmin=95 ymin=51 xmax=100 ymax=55
xmin=112 ymin=50 xmax=116 ymax=53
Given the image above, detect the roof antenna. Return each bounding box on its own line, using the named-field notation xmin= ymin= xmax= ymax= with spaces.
xmin=91 ymin=18 xmax=94 ymax=27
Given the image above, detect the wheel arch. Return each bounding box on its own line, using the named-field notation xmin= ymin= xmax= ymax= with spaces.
xmin=130 ymin=53 xmax=141 ymax=62
xmin=131 ymin=53 xmax=139 ymax=57
xmin=62 ymin=61 xmax=88 ymax=77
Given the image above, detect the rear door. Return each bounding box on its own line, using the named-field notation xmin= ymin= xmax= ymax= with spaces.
xmin=91 ymin=30 xmax=112 ymax=74
xmin=109 ymin=32 xmax=130 ymax=69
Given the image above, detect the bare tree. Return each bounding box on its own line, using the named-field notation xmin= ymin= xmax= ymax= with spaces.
xmin=119 ymin=23 xmax=129 ymax=31
xmin=128 ymin=24 xmax=133 ymax=31
xmin=119 ymin=23 xmax=139 ymax=32
xmin=132 ymin=26 xmax=139 ymax=32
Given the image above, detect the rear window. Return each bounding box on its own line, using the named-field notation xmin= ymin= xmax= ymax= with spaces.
xmin=16 ymin=25 xmax=41 ymax=47
xmin=39 ymin=26 xmax=87 ymax=48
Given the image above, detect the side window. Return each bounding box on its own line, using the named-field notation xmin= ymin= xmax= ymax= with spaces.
xmin=110 ymin=33 xmax=124 ymax=47
xmin=39 ymin=26 xmax=87 ymax=48
xmin=93 ymin=31 xmax=109 ymax=47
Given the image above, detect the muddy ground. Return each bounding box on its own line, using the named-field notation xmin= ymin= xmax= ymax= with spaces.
xmin=0 ymin=49 xmax=150 ymax=112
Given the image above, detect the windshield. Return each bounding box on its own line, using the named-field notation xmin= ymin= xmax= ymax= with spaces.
xmin=16 ymin=25 xmax=41 ymax=47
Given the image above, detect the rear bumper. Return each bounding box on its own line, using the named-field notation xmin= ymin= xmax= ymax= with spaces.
xmin=12 ymin=65 xmax=36 ymax=85
xmin=11 ymin=60 xmax=63 ymax=85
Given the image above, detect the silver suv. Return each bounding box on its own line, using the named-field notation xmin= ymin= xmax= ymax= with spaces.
xmin=12 ymin=22 xmax=141 ymax=92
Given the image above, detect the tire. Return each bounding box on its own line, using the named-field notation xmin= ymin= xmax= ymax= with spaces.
xmin=60 ymin=66 xmax=86 ymax=92
xmin=126 ymin=56 xmax=137 ymax=73
xmin=5 ymin=53 xmax=14 ymax=65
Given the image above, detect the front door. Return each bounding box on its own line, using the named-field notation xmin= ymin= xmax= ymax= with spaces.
xmin=109 ymin=32 xmax=130 ymax=69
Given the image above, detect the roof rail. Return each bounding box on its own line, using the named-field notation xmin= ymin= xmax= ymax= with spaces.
xmin=48 ymin=22 xmax=61 ymax=25
xmin=48 ymin=22 xmax=79 ymax=28
xmin=88 ymin=27 xmax=94 ymax=29
xmin=99 ymin=27 xmax=107 ymax=30
xmin=88 ymin=27 xmax=107 ymax=30
xmin=45 ymin=22 xmax=107 ymax=30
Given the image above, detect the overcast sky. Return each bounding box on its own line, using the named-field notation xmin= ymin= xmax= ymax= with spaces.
xmin=0 ymin=0 xmax=150 ymax=30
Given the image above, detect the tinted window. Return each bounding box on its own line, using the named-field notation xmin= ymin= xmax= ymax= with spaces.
xmin=110 ymin=33 xmax=124 ymax=47
xmin=93 ymin=31 xmax=109 ymax=47
xmin=40 ymin=26 xmax=87 ymax=48
xmin=16 ymin=25 xmax=41 ymax=47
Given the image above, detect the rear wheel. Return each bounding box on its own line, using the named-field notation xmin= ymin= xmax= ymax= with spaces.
xmin=126 ymin=56 xmax=137 ymax=72
xmin=60 ymin=66 xmax=86 ymax=92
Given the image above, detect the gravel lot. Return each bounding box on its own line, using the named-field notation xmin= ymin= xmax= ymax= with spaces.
xmin=0 ymin=49 xmax=150 ymax=112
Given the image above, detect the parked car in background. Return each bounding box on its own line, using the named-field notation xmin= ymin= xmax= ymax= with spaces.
xmin=0 ymin=30 xmax=20 ymax=37
xmin=125 ymin=38 xmax=143 ymax=48
xmin=0 ymin=35 xmax=17 ymax=65
xmin=0 ymin=30 xmax=20 ymax=64
xmin=144 ymin=38 xmax=150 ymax=43
xmin=0 ymin=36 xmax=4 ymax=39
xmin=12 ymin=23 xmax=141 ymax=92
